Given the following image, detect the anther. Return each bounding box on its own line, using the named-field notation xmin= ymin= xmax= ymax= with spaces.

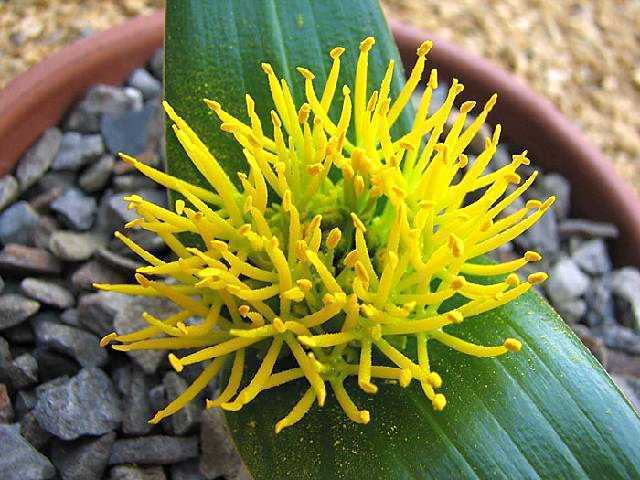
xmin=528 ymin=272 xmax=548 ymax=284
xmin=100 ymin=332 xmax=117 ymax=348
xmin=359 ymin=36 xmax=375 ymax=51
xmin=326 ymin=228 xmax=342 ymax=249
xmin=296 ymin=67 xmax=315 ymax=80
xmin=168 ymin=353 xmax=184 ymax=373
xmin=504 ymin=338 xmax=522 ymax=352
xmin=330 ymin=46 xmax=345 ymax=59
xmin=524 ymin=251 xmax=542 ymax=262
xmin=417 ymin=40 xmax=433 ymax=57
xmin=427 ymin=371 xmax=443 ymax=389
xmin=432 ymin=393 xmax=447 ymax=411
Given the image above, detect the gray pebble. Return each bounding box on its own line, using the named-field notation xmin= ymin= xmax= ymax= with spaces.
xmin=65 ymin=105 xmax=101 ymax=133
xmin=0 ymin=201 xmax=40 ymax=246
xmin=572 ymin=238 xmax=612 ymax=274
xmin=148 ymin=384 xmax=166 ymax=413
xmin=163 ymin=371 xmax=199 ymax=435
xmin=545 ymin=258 xmax=590 ymax=305
xmin=4 ymin=323 xmax=35 ymax=345
xmin=0 ymin=294 xmax=40 ymax=330
xmin=16 ymin=128 xmax=63 ymax=190
xmin=170 ymin=462 xmax=205 ymax=480
xmin=37 ymin=170 xmax=77 ymax=192
xmin=52 ymin=133 xmax=104 ymax=171
xmin=0 ymin=175 xmax=19 ymax=212
xmin=50 ymin=188 xmax=97 ymax=231
xmin=49 ymin=231 xmax=106 ymax=261
xmin=96 ymin=248 xmax=143 ymax=273
xmin=584 ymin=276 xmax=616 ymax=326
xmin=34 ymin=321 xmax=107 ymax=368
xmin=78 ymin=291 xmax=131 ymax=337
xmin=110 ymin=465 xmax=167 ymax=480
xmin=200 ymin=409 xmax=250 ymax=480
xmin=20 ymin=410 xmax=52 ymax=451
xmin=0 ymin=335 xmax=11 ymax=383
xmin=21 ymin=277 xmax=74 ymax=309
xmin=0 ymin=423 xmax=55 ymax=480
xmin=101 ymin=101 xmax=159 ymax=156
xmin=14 ymin=389 xmax=36 ymax=418
xmin=51 ymin=431 xmax=116 ymax=480
xmin=33 ymin=348 xmax=79 ymax=382
xmin=0 ymin=244 xmax=61 ymax=275
xmin=558 ymin=218 xmax=619 ymax=239
xmin=71 ymin=260 xmax=127 ymax=292
xmin=79 ymin=154 xmax=115 ymax=192
xmin=0 ymin=383 xmax=13 ymax=422
xmin=80 ymin=85 xmax=143 ymax=116
xmin=612 ymin=267 xmax=640 ymax=331
xmin=594 ymin=323 xmax=640 ymax=356
xmin=34 ymin=368 xmax=122 ymax=440
xmin=7 ymin=353 xmax=38 ymax=389
xmin=60 ymin=308 xmax=81 ymax=327
xmin=553 ymin=298 xmax=586 ymax=324
xmin=129 ymin=68 xmax=162 ymax=99
xmin=149 ymin=49 xmax=164 ymax=79
xmin=122 ymin=366 xmax=153 ymax=435
xmin=108 ymin=435 xmax=198 ymax=465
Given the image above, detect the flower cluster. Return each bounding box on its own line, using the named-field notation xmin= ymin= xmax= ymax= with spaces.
xmin=98 ymin=37 xmax=552 ymax=432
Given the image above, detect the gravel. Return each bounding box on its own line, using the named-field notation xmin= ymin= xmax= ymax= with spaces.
xmin=52 ymin=133 xmax=104 ymax=171
xmin=7 ymin=353 xmax=38 ymax=389
xmin=0 ymin=244 xmax=61 ymax=275
xmin=128 ymin=69 xmax=162 ymax=100
xmin=21 ymin=277 xmax=75 ymax=309
xmin=16 ymin=128 xmax=63 ymax=191
xmin=34 ymin=320 xmax=108 ymax=368
xmin=0 ymin=201 xmax=40 ymax=245
xmin=108 ymin=435 xmax=198 ymax=465
xmin=80 ymin=155 xmax=115 ymax=192
xmin=34 ymin=368 xmax=122 ymax=440
xmin=48 ymin=231 xmax=106 ymax=261
xmin=0 ymin=294 xmax=40 ymax=330
xmin=51 ymin=432 xmax=116 ymax=480
xmin=0 ymin=423 xmax=55 ymax=480
xmin=109 ymin=465 xmax=167 ymax=480
xmin=50 ymin=187 xmax=97 ymax=231
xmin=0 ymin=175 xmax=19 ymax=211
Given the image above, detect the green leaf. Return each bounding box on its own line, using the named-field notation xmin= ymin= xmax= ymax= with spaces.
xmin=164 ymin=1 xmax=640 ymax=478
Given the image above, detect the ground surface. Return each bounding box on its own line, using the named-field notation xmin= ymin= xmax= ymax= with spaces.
xmin=1 ymin=1 xmax=639 ymax=185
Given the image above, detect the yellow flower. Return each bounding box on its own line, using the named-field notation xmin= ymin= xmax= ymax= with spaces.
xmin=97 ymin=37 xmax=552 ymax=433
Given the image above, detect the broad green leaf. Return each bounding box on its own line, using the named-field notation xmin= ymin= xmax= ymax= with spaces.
xmin=165 ymin=1 xmax=640 ymax=478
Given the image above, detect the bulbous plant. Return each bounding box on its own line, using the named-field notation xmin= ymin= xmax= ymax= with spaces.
xmin=98 ymin=36 xmax=553 ymax=432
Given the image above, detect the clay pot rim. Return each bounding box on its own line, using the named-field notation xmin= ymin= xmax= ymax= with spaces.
xmin=0 ymin=11 xmax=638 ymax=266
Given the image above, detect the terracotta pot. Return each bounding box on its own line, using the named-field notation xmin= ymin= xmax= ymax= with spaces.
xmin=0 ymin=11 xmax=638 ymax=266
